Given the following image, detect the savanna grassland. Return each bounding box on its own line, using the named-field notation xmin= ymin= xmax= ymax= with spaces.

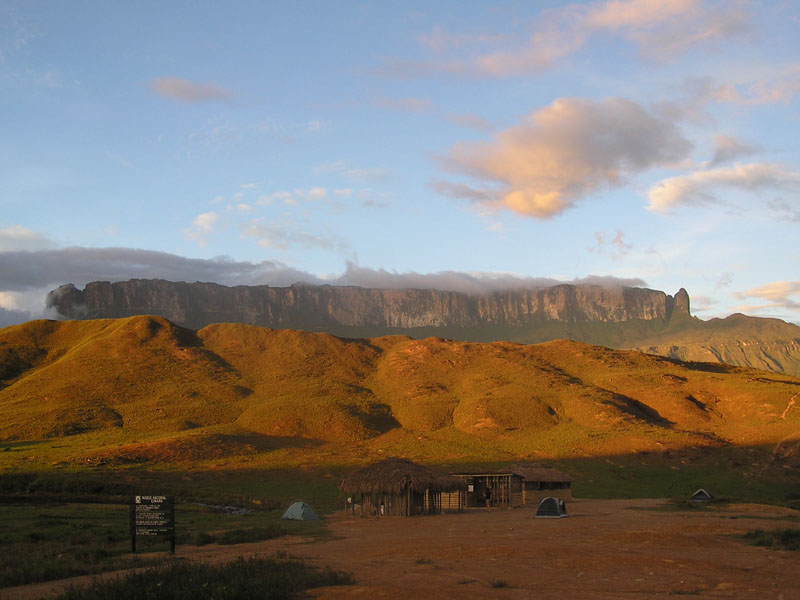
xmin=1 ymin=315 xmax=799 ymax=594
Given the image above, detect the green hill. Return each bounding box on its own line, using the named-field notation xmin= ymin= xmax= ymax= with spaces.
xmin=1 ymin=316 xmax=798 ymax=471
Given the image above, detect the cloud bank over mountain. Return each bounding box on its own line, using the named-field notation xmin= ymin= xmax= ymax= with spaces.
xmin=0 ymin=247 xmax=647 ymax=326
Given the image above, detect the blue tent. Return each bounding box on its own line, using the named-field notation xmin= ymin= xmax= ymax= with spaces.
xmin=282 ymin=501 xmax=319 ymax=520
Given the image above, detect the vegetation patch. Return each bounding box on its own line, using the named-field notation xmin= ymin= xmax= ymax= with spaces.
xmin=0 ymin=503 xmax=161 ymax=588
xmin=742 ymin=528 xmax=800 ymax=551
xmin=194 ymin=525 xmax=286 ymax=545
xmin=50 ymin=555 xmax=355 ymax=600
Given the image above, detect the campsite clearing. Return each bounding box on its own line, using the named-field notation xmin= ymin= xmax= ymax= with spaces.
xmin=1 ymin=499 xmax=797 ymax=600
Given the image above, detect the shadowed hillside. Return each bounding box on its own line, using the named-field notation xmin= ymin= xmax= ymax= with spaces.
xmin=1 ymin=316 xmax=799 ymax=472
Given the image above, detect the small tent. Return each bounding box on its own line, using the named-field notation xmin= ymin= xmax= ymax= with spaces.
xmin=535 ymin=496 xmax=568 ymax=518
xmin=690 ymin=489 xmax=714 ymax=503
xmin=282 ymin=501 xmax=319 ymax=520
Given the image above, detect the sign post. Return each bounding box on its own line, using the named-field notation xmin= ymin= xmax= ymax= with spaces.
xmin=130 ymin=495 xmax=175 ymax=554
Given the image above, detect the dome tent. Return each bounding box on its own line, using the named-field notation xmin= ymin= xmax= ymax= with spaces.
xmin=282 ymin=501 xmax=319 ymax=520
xmin=535 ymin=496 xmax=568 ymax=518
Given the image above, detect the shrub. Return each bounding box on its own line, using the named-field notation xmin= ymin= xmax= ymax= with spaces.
xmin=743 ymin=528 xmax=800 ymax=551
xmin=52 ymin=555 xmax=354 ymax=600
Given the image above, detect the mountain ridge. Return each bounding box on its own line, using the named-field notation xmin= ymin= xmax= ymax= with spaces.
xmin=45 ymin=279 xmax=800 ymax=376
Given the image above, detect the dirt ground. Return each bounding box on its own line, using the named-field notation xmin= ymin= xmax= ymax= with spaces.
xmin=2 ymin=499 xmax=799 ymax=600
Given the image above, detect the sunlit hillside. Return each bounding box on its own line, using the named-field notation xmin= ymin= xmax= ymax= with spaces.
xmin=1 ymin=316 xmax=798 ymax=469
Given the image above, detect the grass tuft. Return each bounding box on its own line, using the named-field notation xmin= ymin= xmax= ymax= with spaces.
xmin=50 ymin=555 xmax=354 ymax=600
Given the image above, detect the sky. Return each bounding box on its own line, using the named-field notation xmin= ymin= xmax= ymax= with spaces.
xmin=1 ymin=0 xmax=799 ymax=326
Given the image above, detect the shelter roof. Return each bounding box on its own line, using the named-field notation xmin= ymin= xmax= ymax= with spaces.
xmin=339 ymin=457 xmax=466 ymax=495
xmin=452 ymin=463 xmax=573 ymax=482
xmin=508 ymin=463 xmax=574 ymax=482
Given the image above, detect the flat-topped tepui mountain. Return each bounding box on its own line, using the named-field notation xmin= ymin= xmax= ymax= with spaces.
xmin=46 ymin=279 xmax=800 ymax=376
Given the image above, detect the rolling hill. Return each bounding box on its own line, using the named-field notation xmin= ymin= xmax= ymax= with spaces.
xmin=1 ymin=316 xmax=798 ymax=470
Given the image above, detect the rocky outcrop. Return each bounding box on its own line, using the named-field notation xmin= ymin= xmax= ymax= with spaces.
xmin=46 ymin=279 xmax=686 ymax=331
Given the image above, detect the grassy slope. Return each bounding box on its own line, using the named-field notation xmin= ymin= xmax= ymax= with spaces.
xmin=1 ymin=316 xmax=799 ymax=472
xmin=310 ymin=311 xmax=800 ymax=377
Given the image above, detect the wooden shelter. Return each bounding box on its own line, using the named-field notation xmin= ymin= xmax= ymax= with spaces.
xmin=444 ymin=463 xmax=574 ymax=509
xmin=508 ymin=463 xmax=574 ymax=504
xmin=339 ymin=458 xmax=466 ymax=517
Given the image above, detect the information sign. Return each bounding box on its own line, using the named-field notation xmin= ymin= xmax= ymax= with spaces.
xmin=130 ymin=495 xmax=175 ymax=554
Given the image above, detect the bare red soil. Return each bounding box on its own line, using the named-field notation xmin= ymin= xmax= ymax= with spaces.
xmin=2 ymin=499 xmax=798 ymax=600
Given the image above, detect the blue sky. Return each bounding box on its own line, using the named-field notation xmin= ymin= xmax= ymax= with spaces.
xmin=1 ymin=0 xmax=799 ymax=325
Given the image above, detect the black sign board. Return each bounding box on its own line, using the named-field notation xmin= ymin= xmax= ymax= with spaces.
xmin=130 ymin=495 xmax=175 ymax=554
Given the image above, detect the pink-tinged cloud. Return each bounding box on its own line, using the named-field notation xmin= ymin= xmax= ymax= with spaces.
xmin=733 ymin=281 xmax=800 ymax=316
xmin=722 ymin=65 xmax=800 ymax=105
xmin=647 ymin=163 xmax=800 ymax=213
xmin=381 ymin=0 xmax=753 ymax=78
xmin=709 ymin=134 xmax=758 ymax=166
xmin=591 ymin=229 xmax=632 ymax=258
xmin=150 ymin=77 xmax=233 ymax=103
xmin=436 ymin=97 xmax=691 ymax=218
xmin=374 ymin=95 xmax=434 ymax=113
xmin=418 ymin=26 xmax=510 ymax=52
xmin=446 ymin=112 xmax=493 ymax=132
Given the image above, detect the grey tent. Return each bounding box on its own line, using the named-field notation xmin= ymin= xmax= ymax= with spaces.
xmin=282 ymin=501 xmax=319 ymax=520
xmin=690 ymin=489 xmax=714 ymax=503
xmin=535 ymin=496 xmax=568 ymax=518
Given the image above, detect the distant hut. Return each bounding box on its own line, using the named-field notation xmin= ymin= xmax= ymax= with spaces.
xmin=446 ymin=463 xmax=574 ymax=509
xmin=339 ymin=458 xmax=466 ymax=517
xmin=690 ymin=488 xmax=714 ymax=503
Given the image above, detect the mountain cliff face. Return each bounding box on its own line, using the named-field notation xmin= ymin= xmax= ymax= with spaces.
xmin=45 ymin=279 xmax=800 ymax=376
xmin=46 ymin=279 xmax=687 ymax=330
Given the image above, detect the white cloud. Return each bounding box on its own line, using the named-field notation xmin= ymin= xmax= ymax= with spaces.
xmin=186 ymin=212 xmax=219 ymax=246
xmin=240 ymin=222 xmax=343 ymax=251
xmin=192 ymin=212 xmax=218 ymax=232
xmin=0 ymin=225 xmax=55 ymax=251
xmin=150 ymin=77 xmax=233 ymax=103
xmin=436 ymin=97 xmax=691 ymax=218
xmin=255 ymin=188 xmax=331 ymax=206
xmin=314 ymin=160 xmax=392 ymax=182
xmin=306 ymin=187 xmax=328 ymax=201
xmin=647 ymin=163 xmax=800 ymax=213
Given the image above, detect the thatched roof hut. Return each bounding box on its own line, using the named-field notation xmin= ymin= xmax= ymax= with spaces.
xmin=340 ymin=458 xmax=465 ymax=517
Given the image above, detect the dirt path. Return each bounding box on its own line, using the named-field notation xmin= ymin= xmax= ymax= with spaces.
xmin=2 ymin=499 xmax=799 ymax=600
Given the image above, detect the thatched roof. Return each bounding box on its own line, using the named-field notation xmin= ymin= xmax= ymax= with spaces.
xmin=507 ymin=463 xmax=574 ymax=483
xmin=339 ymin=458 xmax=466 ymax=495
